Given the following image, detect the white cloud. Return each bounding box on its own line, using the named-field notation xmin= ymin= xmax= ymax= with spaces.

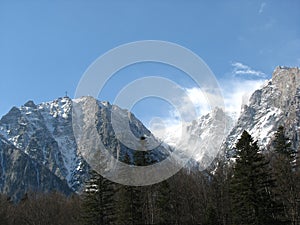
xmin=149 ymin=62 xmax=268 ymax=138
xmin=150 ymin=77 xmax=266 ymax=142
xmin=259 ymin=2 xmax=266 ymax=14
xmin=182 ymin=88 xmax=212 ymax=116
xmin=232 ymin=61 xmax=267 ymax=78
xmin=220 ymin=78 xmax=266 ymax=116
xmin=232 ymin=62 xmax=248 ymax=70
xmin=149 ymin=87 xmax=220 ymax=141
xmin=180 ymin=78 xmax=265 ymax=118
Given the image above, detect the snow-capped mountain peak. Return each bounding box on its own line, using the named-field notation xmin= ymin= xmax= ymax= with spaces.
xmin=223 ymin=66 xmax=300 ymax=156
xmin=154 ymin=107 xmax=234 ymax=168
xmin=0 ymin=96 xmax=170 ymax=199
xmin=0 ymin=66 xmax=299 ymax=200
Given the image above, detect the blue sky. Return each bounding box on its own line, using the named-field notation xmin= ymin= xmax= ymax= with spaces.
xmin=0 ymin=0 xmax=299 ymax=126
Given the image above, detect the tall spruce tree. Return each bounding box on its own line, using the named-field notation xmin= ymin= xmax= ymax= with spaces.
xmin=116 ymin=151 xmax=135 ymax=225
xmin=208 ymin=161 xmax=233 ymax=225
xmin=230 ymin=130 xmax=283 ymax=225
xmin=155 ymin=179 xmax=174 ymax=224
xmin=273 ymin=125 xmax=296 ymax=163
xmin=271 ymin=126 xmax=298 ymax=224
xmin=117 ymin=137 xmax=151 ymax=225
xmin=81 ymin=170 xmax=116 ymax=225
xmin=130 ymin=137 xmax=150 ymax=225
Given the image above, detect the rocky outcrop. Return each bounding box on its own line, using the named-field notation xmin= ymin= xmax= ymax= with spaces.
xmin=0 ymin=134 xmax=72 ymax=200
xmin=223 ymin=66 xmax=300 ymax=156
xmin=0 ymin=66 xmax=299 ymax=200
xmin=0 ymin=96 xmax=169 ymax=200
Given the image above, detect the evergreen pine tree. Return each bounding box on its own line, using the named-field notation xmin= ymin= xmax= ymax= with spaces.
xmin=209 ymin=161 xmax=233 ymax=225
xmin=81 ymin=171 xmax=102 ymax=225
xmin=116 ymin=137 xmax=150 ymax=225
xmin=155 ymin=180 xmax=174 ymax=224
xmin=130 ymin=137 xmax=149 ymax=225
xmin=271 ymin=126 xmax=298 ymax=224
xmin=230 ymin=130 xmax=283 ymax=225
xmin=116 ymin=152 xmax=135 ymax=225
xmin=273 ymin=125 xmax=296 ymax=164
xmin=81 ymin=170 xmax=116 ymax=225
xmin=204 ymin=205 xmax=219 ymax=225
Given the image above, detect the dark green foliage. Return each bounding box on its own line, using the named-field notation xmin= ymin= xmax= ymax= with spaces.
xmin=116 ymin=181 xmax=145 ymax=225
xmin=81 ymin=171 xmax=102 ymax=225
xmin=155 ymin=180 xmax=174 ymax=224
xmin=271 ymin=126 xmax=299 ymax=224
xmin=115 ymin=184 xmax=133 ymax=225
xmin=204 ymin=205 xmax=219 ymax=225
xmin=115 ymin=152 xmax=134 ymax=225
xmin=0 ymin=192 xmax=83 ymax=225
xmin=81 ymin=170 xmax=116 ymax=225
xmin=273 ymin=126 xmax=296 ymax=160
xmin=129 ymin=140 xmax=150 ymax=225
xmin=130 ymin=186 xmax=145 ymax=224
xmin=116 ymin=150 xmax=147 ymax=225
xmin=207 ymin=161 xmax=233 ymax=225
xmin=1 ymin=127 xmax=300 ymax=224
xmin=230 ymin=130 xmax=284 ymax=225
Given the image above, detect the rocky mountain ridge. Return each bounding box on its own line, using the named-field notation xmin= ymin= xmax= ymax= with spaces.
xmin=223 ymin=66 xmax=300 ymax=157
xmin=0 ymin=96 xmax=169 ymax=200
xmin=0 ymin=66 xmax=299 ymax=200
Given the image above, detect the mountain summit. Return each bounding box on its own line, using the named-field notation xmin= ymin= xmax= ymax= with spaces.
xmin=0 ymin=96 xmax=169 ymax=200
xmin=223 ymin=66 xmax=300 ymax=156
xmin=0 ymin=66 xmax=299 ymax=200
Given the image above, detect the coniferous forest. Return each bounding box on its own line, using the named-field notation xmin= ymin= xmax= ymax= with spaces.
xmin=0 ymin=126 xmax=299 ymax=225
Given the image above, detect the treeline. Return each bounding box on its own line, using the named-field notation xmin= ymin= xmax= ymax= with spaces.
xmin=0 ymin=192 xmax=82 ymax=225
xmin=0 ymin=126 xmax=299 ymax=225
xmin=81 ymin=126 xmax=300 ymax=225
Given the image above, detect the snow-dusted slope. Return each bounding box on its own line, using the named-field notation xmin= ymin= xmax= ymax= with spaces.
xmin=0 ymin=134 xmax=72 ymax=200
xmin=0 ymin=96 xmax=170 ymax=198
xmin=158 ymin=67 xmax=300 ymax=168
xmin=0 ymin=97 xmax=87 ymax=191
xmin=155 ymin=108 xmax=234 ymax=169
xmin=72 ymin=96 xmax=169 ymax=165
xmin=0 ymin=66 xmax=299 ymax=199
xmin=223 ymin=66 xmax=300 ymax=156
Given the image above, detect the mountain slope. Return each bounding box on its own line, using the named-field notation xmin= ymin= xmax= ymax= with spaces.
xmin=0 ymin=97 xmax=87 ymax=192
xmin=0 ymin=134 xmax=72 ymax=200
xmin=0 ymin=66 xmax=299 ymax=200
xmin=156 ymin=108 xmax=234 ymax=170
xmin=0 ymin=96 xmax=170 ymax=199
xmin=223 ymin=66 xmax=300 ymax=156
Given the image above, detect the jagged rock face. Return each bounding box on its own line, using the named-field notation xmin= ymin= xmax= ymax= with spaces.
xmin=223 ymin=67 xmax=300 ymax=155
xmin=72 ymin=97 xmax=168 ymax=166
xmin=0 ymin=96 xmax=169 ymax=199
xmin=1 ymin=66 xmax=299 ymax=199
xmin=186 ymin=108 xmax=234 ymax=168
xmin=0 ymin=97 xmax=87 ymax=194
xmin=0 ymin=134 xmax=72 ymax=201
xmin=159 ymin=107 xmax=234 ymax=170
